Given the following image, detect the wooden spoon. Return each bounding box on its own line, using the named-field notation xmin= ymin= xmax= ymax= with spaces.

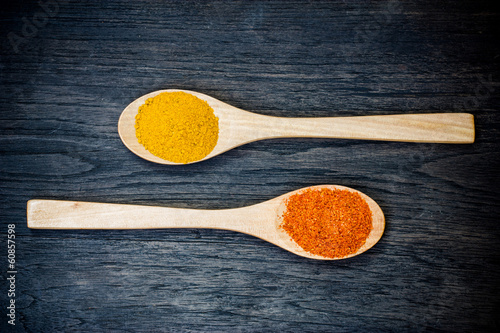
xmin=118 ymin=89 xmax=475 ymax=164
xmin=27 ymin=185 xmax=384 ymax=260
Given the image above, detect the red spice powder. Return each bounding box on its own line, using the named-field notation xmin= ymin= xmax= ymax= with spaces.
xmin=281 ymin=187 xmax=373 ymax=258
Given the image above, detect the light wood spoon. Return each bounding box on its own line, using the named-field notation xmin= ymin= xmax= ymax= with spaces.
xmin=118 ymin=89 xmax=475 ymax=164
xmin=27 ymin=185 xmax=384 ymax=260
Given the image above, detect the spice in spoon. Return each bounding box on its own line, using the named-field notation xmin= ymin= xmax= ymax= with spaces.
xmin=135 ymin=91 xmax=219 ymax=164
xmin=281 ymin=187 xmax=373 ymax=259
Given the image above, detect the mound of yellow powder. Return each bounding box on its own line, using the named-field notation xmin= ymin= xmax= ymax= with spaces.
xmin=135 ymin=91 xmax=219 ymax=164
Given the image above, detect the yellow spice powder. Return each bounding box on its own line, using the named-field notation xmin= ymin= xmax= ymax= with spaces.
xmin=135 ymin=91 xmax=219 ymax=164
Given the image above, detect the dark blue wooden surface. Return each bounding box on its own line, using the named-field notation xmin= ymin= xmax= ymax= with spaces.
xmin=1 ymin=1 xmax=499 ymax=332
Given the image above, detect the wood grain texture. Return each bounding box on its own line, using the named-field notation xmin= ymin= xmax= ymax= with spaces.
xmin=1 ymin=0 xmax=499 ymax=332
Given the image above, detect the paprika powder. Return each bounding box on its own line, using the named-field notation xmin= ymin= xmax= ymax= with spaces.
xmin=281 ymin=187 xmax=373 ymax=258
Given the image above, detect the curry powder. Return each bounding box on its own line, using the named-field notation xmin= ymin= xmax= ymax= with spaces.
xmin=135 ymin=91 xmax=219 ymax=164
xmin=281 ymin=188 xmax=373 ymax=258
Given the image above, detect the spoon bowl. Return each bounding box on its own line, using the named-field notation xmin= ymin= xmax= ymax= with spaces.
xmin=118 ymin=89 xmax=475 ymax=165
xmin=27 ymin=185 xmax=384 ymax=260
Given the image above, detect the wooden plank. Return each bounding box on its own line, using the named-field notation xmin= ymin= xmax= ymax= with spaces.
xmin=1 ymin=0 xmax=499 ymax=331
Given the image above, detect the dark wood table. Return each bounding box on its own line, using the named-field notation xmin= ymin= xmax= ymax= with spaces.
xmin=1 ymin=1 xmax=499 ymax=331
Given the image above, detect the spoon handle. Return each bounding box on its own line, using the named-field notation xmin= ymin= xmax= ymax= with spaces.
xmin=27 ymin=199 xmax=274 ymax=236
xmin=245 ymin=113 xmax=474 ymax=143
